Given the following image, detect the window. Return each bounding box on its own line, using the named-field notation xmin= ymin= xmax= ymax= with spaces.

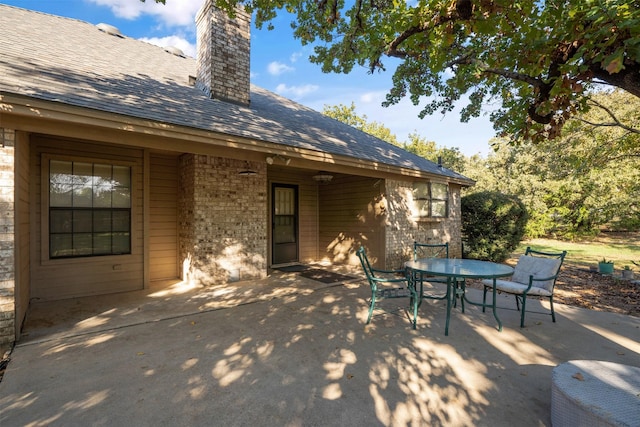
xmin=413 ymin=182 xmax=449 ymax=218
xmin=49 ymin=159 xmax=132 ymax=259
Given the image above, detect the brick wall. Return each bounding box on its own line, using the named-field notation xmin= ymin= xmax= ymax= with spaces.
xmin=0 ymin=128 xmax=16 ymax=346
xmin=195 ymin=1 xmax=251 ymax=106
xmin=384 ymin=179 xmax=463 ymax=268
xmin=178 ymin=154 xmax=267 ymax=285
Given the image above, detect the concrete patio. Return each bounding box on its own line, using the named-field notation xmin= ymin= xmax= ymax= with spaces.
xmin=1 ymin=268 xmax=639 ymax=426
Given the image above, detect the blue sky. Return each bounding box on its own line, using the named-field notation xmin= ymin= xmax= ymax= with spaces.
xmin=4 ymin=0 xmax=497 ymax=156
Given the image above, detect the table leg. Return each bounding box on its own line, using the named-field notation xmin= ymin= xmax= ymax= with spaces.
xmin=491 ymin=278 xmax=502 ymax=332
xmin=444 ymin=276 xmax=453 ymax=336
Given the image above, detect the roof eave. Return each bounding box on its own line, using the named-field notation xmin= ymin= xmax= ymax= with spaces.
xmin=0 ymin=92 xmax=475 ymax=186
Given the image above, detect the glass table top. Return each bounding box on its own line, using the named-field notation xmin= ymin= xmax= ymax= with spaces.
xmin=405 ymin=258 xmax=514 ymax=278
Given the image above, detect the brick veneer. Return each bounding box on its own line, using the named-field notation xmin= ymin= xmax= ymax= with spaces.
xmin=385 ymin=179 xmax=463 ymax=268
xmin=0 ymin=128 xmax=15 ymax=346
xmin=195 ymin=1 xmax=251 ymax=106
xmin=178 ymin=154 xmax=267 ymax=285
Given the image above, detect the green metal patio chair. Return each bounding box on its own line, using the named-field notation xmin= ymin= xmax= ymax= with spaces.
xmin=356 ymin=246 xmax=418 ymax=329
xmin=482 ymin=246 xmax=567 ymax=327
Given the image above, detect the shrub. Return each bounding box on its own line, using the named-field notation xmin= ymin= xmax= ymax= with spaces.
xmin=461 ymin=191 xmax=528 ymax=262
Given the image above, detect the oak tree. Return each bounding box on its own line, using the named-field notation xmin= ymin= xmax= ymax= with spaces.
xmin=207 ymin=0 xmax=640 ymax=143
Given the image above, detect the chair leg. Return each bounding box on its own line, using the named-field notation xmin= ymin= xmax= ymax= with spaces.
xmin=367 ymin=294 xmax=376 ymax=324
xmin=519 ymin=295 xmax=527 ymax=328
xmin=412 ymin=291 xmax=418 ymax=330
xmin=515 ymin=295 xmax=521 ymax=311
xmin=549 ymin=296 xmax=556 ymax=322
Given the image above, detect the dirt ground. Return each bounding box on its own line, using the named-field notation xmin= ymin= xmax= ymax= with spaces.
xmin=553 ymin=265 xmax=639 ymax=317
xmin=467 ymin=263 xmax=640 ymax=317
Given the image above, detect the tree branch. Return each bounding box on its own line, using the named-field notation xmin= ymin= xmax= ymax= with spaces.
xmin=580 ymin=98 xmax=640 ymax=135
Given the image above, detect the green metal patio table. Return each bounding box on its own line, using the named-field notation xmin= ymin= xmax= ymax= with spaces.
xmin=405 ymin=258 xmax=514 ymax=335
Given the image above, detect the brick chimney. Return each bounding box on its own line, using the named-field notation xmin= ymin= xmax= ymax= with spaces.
xmin=195 ymin=1 xmax=251 ymax=106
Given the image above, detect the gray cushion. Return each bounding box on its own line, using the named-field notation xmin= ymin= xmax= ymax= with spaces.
xmin=511 ymin=255 xmax=562 ymax=292
xmin=483 ymin=279 xmax=553 ymax=296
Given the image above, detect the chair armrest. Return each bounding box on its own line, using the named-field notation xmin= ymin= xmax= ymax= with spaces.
xmin=529 ymin=273 xmax=559 ymax=281
xmin=370 ymin=276 xmax=408 ymax=284
xmin=371 ymin=267 xmax=405 ymax=276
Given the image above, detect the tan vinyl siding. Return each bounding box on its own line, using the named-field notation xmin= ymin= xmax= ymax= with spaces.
xmin=268 ymin=168 xmax=318 ymax=263
xmin=15 ymin=131 xmax=30 ymax=337
xmin=149 ymin=153 xmax=179 ymax=281
xmin=318 ymin=175 xmax=385 ymax=267
xmin=30 ymin=136 xmax=144 ymax=300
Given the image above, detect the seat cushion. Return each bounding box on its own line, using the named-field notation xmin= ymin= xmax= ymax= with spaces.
xmin=482 ymin=279 xmax=553 ymax=296
xmin=511 ymin=255 xmax=562 ymax=292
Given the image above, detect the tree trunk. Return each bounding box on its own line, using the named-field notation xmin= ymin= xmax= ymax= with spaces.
xmin=590 ymin=62 xmax=640 ymax=99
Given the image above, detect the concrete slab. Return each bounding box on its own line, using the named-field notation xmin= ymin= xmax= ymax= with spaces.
xmin=1 ymin=271 xmax=639 ymax=426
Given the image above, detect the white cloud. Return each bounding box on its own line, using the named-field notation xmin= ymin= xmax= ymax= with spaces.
xmin=275 ymin=83 xmax=319 ymax=99
xmin=359 ymin=91 xmax=386 ymax=104
xmin=140 ymin=35 xmax=196 ymax=58
xmin=267 ymin=61 xmax=295 ymax=76
xmin=290 ymin=52 xmax=302 ymax=63
xmin=88 ymin=0 xmax=202 ymax=27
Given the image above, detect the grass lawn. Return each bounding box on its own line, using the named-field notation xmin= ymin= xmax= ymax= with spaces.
xmin=516 ymin=231 xmax=640 ymax=270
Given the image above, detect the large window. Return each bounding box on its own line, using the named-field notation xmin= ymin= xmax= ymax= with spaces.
xmin=413 ymin=182 xmax=449 ymax=219
xmin=49 ymin=159 xmax=132 ymax=259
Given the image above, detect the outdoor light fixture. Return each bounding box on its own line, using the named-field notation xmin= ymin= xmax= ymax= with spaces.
xmin=266 ymin=154 xmax=291 ymax=165
xmin=238 ymin=161 xmax=257 ymax=176
xmin=312 ymin=172 xmax=333 ymax=184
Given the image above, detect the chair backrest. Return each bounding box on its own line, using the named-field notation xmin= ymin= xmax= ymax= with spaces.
xmin=413 ymin=242 xmax=449 ymax=261
xmin=512 ymin=247 xmax=567 ymax=291
xmin=357 ymin=246 xmax=376 ymax=279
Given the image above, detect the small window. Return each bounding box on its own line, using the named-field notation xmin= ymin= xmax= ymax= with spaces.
xmin=49 ymin=159 xmax=132 ymax=259
xmin=412 ymin=182 xmax=449 ymax=219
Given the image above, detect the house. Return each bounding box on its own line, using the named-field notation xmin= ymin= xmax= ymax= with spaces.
xmin=0 ymin=2 xmax=474 ymax=345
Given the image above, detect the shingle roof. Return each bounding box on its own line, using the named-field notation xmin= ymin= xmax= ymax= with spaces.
xmin=0 ymin=4 xmax=472 ymax=183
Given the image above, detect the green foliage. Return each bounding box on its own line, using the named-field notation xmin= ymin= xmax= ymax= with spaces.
xmin=404 ymin=133 xmax=466 ymax=172
xmin=322 ymin=102 xmax=400 ymax=146
xmin=321 ymin=102 xmax=467 ymax=171
xmin=464 ymin=90 xmax=640 ymax=238
xmin=461 ymin=191 xmax=528 ymax=262
xmin=213 ymin=0 xmax=640 ymax=143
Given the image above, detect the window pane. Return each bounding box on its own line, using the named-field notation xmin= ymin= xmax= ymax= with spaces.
xmin=73 ymin=210 xmax=92 ymax=233
xmin=415 ymin=200 xmax=429 ymax=217
xmin=431 ymin=183 xmax=448 ymax=200
xmin=431 ymin=201 xmax=447 ymax=217
xmin=73 ymin=186 xmax=93 ymax=207
xmin=274 ymin=188 xmax=294 ymax=215
xmin=50 ymin=210 xmax=72 ymax=233
xmin=112 ymin=211 xmax=130 ymax=232
xmin=73 ymin=162 xmax=93 ymax=184
xmin=112 ymin=187 xmax=131 ymax=208
xmin=50 ymin=160 xmax=73 ymax=207
xmin=94 ymin=184 xmax=113 ymax=207
xmin=50 ymin=234 xmax=72 ymax=258
xmin=93 ymin=233 xmax=112 ymax=255
xmin=50 ymin=187 xmax=73 ymax=207
xmin=50 ymin=160 xmax=73 ymax=183
xmin=93 ymin=210 xmax=112 ymax=232
xmin=113 ymin=165 xmax=130 ymax=187
xmin=93 ymin=164 xmax=112 ymax=185
xmin=413 ymin=183 xmax=429 ymax=200
xmin=73 ymin=233 xmax=93 ymax=256
xmin=112 ymin=233 xmax=131 ymax=254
